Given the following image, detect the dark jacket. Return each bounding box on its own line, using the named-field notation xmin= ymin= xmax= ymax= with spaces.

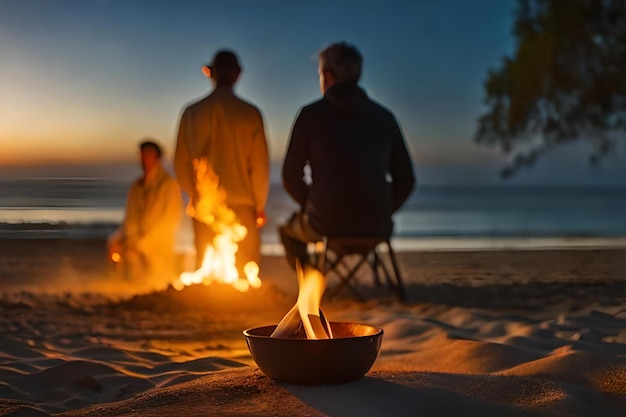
xmin=282 ymin=83 xmax=416 ymax=238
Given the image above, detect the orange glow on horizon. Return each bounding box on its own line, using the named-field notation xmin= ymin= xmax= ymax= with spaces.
xmin=0 ymin=152 xmax=136 ymax=167
xmin=0 ymin=133 xmax=173 ymax=168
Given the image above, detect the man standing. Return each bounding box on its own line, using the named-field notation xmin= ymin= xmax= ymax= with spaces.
xmin=109 ymin=140 xmax=182 ymax=283
xmin=281 ymin=42 xmax=416 ymax=260
xmin=175 ymin=50 xmax=269 ymax=273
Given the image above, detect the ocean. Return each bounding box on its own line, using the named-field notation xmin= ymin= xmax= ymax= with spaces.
xmin=1 ymin=178 xmax=626 ymax=249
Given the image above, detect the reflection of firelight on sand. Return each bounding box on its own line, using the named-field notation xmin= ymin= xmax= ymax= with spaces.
xmin=172 ymin=159 xmax=261 ymax=292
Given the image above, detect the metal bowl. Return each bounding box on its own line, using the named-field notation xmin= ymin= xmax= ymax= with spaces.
xmin=244 ymin=322 xmax=383 ymax=385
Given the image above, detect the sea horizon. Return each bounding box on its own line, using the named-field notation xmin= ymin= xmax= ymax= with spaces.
xmin=1 ymin=179 xmax=626 ymax=252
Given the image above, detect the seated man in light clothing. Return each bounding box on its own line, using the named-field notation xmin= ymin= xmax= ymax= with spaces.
xmin=108 ymin=140 xmax=183 ymax=284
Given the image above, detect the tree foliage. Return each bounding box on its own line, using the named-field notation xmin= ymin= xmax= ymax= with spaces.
xmin=475 ymin=0 xmax=626 ymax=177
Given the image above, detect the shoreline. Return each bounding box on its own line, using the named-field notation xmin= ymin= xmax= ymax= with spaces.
xmin=388 ymin=235 xmax=626 ymax=252
xmin=1 ymin=237 xmax=625 ymax=292
xmin=1 ymin=227 xmax=625 ymax=253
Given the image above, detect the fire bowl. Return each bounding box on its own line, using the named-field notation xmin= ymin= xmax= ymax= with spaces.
xmin=244 ymin=322 xmax=383 ymax=385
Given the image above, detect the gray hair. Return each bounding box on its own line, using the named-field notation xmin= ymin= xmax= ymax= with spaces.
xmin=318 ymin=42 xmax=362 ymax=84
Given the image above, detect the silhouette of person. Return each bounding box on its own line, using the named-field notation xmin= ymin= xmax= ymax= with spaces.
xmin=174 ymin=50 xmax=269 ymax=273
xmin=280 ymin=42 xmax=416 ymax=265
xmin=108 ymin=140 xmax=183 ymax=283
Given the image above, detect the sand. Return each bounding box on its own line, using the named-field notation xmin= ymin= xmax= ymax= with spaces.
xmin=1 ymin=238 xmax=626 ymax=416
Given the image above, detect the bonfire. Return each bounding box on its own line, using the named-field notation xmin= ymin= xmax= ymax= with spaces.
xmin=172 ymin=158 xmax=261 ymax=292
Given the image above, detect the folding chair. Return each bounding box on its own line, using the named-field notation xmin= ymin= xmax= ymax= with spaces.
xmin=310 ymin=237 xmax=406 ymax=301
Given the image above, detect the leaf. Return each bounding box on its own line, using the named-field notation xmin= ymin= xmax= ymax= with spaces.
xmin=475 ymin=0 xmax=626 ymax=176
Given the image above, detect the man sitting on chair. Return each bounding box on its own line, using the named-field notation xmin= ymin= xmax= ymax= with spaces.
xmin=280 ymin=42 xmax=416 ymax=266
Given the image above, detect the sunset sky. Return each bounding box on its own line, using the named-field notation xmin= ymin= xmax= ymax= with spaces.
xmin=1 ymin=0 xmax=624 ymax=185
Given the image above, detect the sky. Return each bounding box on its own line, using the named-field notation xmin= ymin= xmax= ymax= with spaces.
xmin=1 ymin=0 xmax=624 ymax=185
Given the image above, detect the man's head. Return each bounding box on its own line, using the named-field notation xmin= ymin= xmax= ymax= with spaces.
xmin=318 ymin=42 xmax=363 ymax=94
xmin=202 ymin=50 xmax=242 ymax=87
xmin=139 ymin=140 xmax=162 ymax=176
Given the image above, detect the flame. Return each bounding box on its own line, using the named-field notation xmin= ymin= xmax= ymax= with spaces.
xmin=271 ymin=262 xmax=333 ymax=339
xmin=172 ymin=158 xmax=261 ymax=292
xmin=297 ymin=266 xmax=331 ymax=339
xmin=111 ymin=252 xmax=121 ymax=263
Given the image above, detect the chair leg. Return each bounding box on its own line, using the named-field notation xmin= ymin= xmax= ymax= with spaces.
xmin=320 ymin=239 xmax=405 ymax=302
xmin=370 ymin=250 xmax=383 ymax=287
xmin=326 ymin=255 xmax=368 ymax=301
xmin=386 ymin=241 xmax=406 ymax=301
xmin=326 ymin=248 xmax=360 ymax=281
xmin=322 ymin=249 xmax=343 ymax=277
xmin=373 ymin=251 xmax=394 ymax=289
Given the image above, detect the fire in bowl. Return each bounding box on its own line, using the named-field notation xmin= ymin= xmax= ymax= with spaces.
xmin=244 ymin=321 xmax=383 ymax=385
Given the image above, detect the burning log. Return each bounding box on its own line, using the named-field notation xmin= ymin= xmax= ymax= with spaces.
xmin=271 ymin=261 xmax=333 ymax=339
xmin=244 ymin=260 xmax=383 ymax=385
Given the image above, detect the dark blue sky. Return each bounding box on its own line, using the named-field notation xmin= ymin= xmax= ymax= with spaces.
xmin=1 ymin=0 xmax=624 ymax=184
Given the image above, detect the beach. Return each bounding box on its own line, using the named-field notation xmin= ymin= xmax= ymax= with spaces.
xmin=1 ymin=238 xmax=626 ymax=416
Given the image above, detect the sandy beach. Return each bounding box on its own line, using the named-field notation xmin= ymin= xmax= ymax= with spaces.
xmin=1 ymin=238 xmax=626 ymax=416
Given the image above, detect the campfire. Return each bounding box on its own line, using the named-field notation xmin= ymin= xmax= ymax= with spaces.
xmin=271 ymin=262 xmax=333 ymax=339
xmin=244 ymin=261 xmax=384 ymax=385
xmin=172 ymin=158 xmax=261 ymax=292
